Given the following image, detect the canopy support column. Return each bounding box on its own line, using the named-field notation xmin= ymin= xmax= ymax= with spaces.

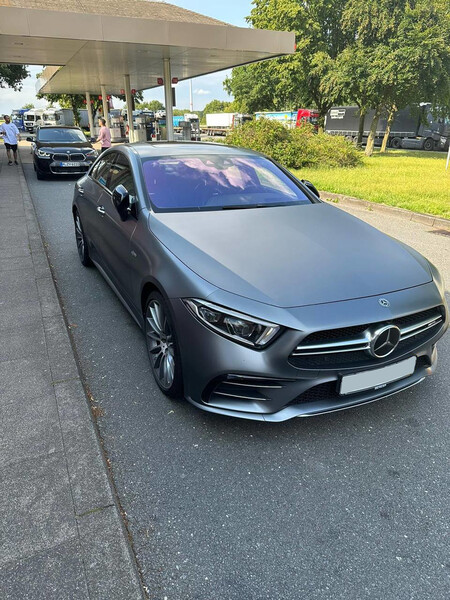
xmin=85 ymin=92 xmax=95 ymax=138
xmin=163 ymin=58 xmax=174 ymax=141
xmin=100 ymin=85 xmax=110 ymax=129
xmin=123 ymin=74 xmax=134 ymax=143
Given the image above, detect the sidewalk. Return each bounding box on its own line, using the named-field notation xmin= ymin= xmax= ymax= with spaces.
xmin=0 ymin=147 xmax=145 ymax=599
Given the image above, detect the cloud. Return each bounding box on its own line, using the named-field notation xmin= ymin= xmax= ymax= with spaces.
xmin=194 ymin=88 xmax=211 ymax=95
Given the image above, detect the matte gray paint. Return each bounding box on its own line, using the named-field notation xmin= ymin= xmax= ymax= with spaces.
xmin=73 ymin=142 xmax=448 ymax=420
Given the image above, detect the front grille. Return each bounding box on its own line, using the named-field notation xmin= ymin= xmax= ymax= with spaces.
xmin=290 ymin=355 xmax=431 ymax=406
xmin=52 ymin=152 xmax=85 ymax=161
xmin=289 ymin=307 xmax=444 ymax=370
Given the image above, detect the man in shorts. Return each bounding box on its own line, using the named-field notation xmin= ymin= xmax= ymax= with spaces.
xmin=0 ymin=115 xmax=20 ymax=165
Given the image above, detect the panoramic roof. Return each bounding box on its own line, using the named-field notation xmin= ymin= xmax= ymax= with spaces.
xmin=0 ymin=0 xmax=294 ymax=95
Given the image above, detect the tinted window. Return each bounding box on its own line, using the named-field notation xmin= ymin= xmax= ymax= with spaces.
xmin=108 ymin=154 xmax=136 ymax=195
xmin=142 ymin=154 xmax=312 ymax=212
xmin=91 ymin=155 xmax=115 ymax=188
xmin=37 ymin=128 xmax=87 ymax=143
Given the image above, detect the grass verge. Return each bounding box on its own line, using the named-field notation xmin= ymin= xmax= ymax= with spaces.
xmin=292 ymin=149 xmax=450 ymax=219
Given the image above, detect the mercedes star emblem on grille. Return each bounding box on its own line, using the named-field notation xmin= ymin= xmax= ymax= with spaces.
xmin=378 ymin=298 xmax=390 ymax=307
xmin=369 ymin=325 xmax=401 ymax=358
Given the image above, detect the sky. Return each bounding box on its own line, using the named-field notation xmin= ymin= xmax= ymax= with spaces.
xmin=0 ymin=1 xmax=253 ymax=116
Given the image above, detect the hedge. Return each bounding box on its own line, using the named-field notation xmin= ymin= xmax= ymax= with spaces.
xmin=225 ymin=119 xmax=362 ymax=169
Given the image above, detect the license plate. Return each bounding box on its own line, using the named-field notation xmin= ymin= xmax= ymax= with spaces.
xmin=60 ymin=161 xmax=81 ymax=167
xmin=340 ymin=356 xmax=416 ymax=395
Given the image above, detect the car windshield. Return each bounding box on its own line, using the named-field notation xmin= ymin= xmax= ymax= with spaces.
xmin=142 ymin=154 xmax=312 ymax=212
xmin=37 ymin=128 xmax=87 ymax=143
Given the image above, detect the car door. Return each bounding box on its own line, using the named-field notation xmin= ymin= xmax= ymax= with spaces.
xmin=93 ymin=151 xmax=139 ymax=304
xmin=78 ymin=154 xmax=116 ymax=265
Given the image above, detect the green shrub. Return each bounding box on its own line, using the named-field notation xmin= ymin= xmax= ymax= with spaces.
xmin=225 ymin=119 xmax=362 ymax=169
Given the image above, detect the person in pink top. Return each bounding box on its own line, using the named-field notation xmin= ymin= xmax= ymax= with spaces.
xmin=97 ymin=118 xmax=112 ymax=153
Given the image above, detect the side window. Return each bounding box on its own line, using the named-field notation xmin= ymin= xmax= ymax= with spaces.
xmin=108 ymin=154 xmax=136 ymax=195
xmin=90 ymin=154 xmax=116 ymax=188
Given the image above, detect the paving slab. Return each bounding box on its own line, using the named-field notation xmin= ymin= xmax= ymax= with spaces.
xmin=77 ymin=506 xmax=144 ymax=600
xmin=0 ymin=538 xmax=89 ymax=600
xmin=0 ymin=452 xmax=78 ymax=567
xmin=0 ymin=393 xmax=63 ymax=468
xmin=54 ymin=379 xmax=115 ymax=516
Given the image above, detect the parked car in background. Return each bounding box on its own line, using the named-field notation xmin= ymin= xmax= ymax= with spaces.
xmin=30 ymin=126 xmax=98 ymax=179
xmin=72 ymin=142 xmax=448 ymax=421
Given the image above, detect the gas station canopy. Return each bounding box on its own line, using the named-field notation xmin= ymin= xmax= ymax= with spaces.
xmin=0 ymin=0 xmax=295 ymax=95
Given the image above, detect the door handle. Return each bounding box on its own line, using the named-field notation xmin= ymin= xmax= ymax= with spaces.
xmin=97 ymin=205 xmax=106 ymax=215
xmin=78 ymin=187 xmax=84 ymax=195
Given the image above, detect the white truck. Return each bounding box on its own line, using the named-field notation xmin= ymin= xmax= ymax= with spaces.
xmin=205 ymin=113 xmax=252 ymax=136
xmin=42 ymin=108 xmax=75 ymax=127
xmin=23 ymin=109 xmax=45 ymax=133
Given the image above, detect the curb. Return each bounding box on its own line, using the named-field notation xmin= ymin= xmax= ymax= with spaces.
xmin=319 ymin=191 xmax=450 ymax=231
xmin=16 ymin=153 xmax=147 ymax=599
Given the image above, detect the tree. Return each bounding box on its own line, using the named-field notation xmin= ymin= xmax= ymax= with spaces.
xmin=0 ymin=64 xmax=29 ymax=90
xmin=202 ymin=99 xmax=233 ymax=114
xmin=136 ymin=100 xmax=164 ymax=112
xmin=224 ymin=0 xmax=351 ymax=126
xmin=22 ymin=103 xmax=35 ymax=110
xmin=341 ymin=0 xmax=450 ymax=155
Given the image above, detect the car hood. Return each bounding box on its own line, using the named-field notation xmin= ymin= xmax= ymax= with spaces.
xmin=150 ymin=203 xmax=432 ymax=308
xmin=36 ymin=142 xmax=93 ymax=151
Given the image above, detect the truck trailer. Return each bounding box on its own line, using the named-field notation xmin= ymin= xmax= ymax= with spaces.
xmin=205 ymin=113 xmax=252 ymax=136
xmin=255 ymin=109 xmax=319 ymax=130
xmin=325 ymin=104 xmax=450 ymax=151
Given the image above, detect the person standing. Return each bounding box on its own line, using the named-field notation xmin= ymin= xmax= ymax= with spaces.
xmin=97 ymin=118 xmax=111 ymax=153
xmin=0 ymin=115 xmax=20 ymax=165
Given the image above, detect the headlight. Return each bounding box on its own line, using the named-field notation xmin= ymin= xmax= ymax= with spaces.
xmin=37 ymin=149 xmax=51 ymax=158
xmin=85 ymin=149 xmax=98 ymax=158
xmin=184 ymin=299 xmax=281 ymax=348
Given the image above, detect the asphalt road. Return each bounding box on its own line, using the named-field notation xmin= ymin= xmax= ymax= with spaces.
xmin=22 ymin=150 xmax=450 ymax=600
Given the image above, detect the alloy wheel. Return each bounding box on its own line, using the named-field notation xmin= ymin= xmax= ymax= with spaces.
xmin=145 ymin=300 xmax=176 ymax=390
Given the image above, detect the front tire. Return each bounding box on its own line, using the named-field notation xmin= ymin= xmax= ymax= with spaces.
xmin=145 ymin=292 xmax=183 ymax=398
xmin=423 ymin=138 xmax=434 ymax=151
xmin=74 ymin=211 xmax=92 ymax=266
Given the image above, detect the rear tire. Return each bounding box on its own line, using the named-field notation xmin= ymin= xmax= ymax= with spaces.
xmin=74 ymin=211 xmax=92 ymax=267
xmin=144 ymin=291 xmax=183 ymax=398
xmin=390 ymin=137 xmax=401 ymax=149
xmin=423 ymin=138 xmax=434 ymax=151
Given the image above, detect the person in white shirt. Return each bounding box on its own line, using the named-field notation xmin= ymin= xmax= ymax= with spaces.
xmin=0 ymin=115 xmax=20 ymax=165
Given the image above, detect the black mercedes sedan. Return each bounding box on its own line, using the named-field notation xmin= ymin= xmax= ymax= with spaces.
xmin=72 ymin=142 xmax=448 ymax=421
xmin=30 ymin=126 xmax=98 ymax=179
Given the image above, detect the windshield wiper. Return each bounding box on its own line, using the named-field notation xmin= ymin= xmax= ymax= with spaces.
xmin=221 ymin=204 xmax=274 ymax=210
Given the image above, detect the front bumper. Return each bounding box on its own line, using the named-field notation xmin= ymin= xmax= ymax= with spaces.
xmin=35 ymin=156 xmax=94 ymax=176
xmin=171 ymin=285 xmax=448 ymax=422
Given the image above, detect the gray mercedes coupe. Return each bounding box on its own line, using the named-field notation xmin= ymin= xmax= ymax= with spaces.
xmin=72 ymin=143 xmax=448 ymax=421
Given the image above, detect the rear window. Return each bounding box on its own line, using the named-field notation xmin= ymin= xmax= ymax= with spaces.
xmin=142 ymin=154 xmax=312 ymax=212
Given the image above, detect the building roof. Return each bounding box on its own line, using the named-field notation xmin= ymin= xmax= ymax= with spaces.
xmin=0 ymin=1 xmax=295 ymax=95
xmin=0 ymin=0 xmax=229 ymax=25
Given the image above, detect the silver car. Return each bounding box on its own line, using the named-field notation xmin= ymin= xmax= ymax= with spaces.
xmin=72 ymin=143 xmax=448 ymax=421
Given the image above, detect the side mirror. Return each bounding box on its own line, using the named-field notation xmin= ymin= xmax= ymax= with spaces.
xmin=90 ymin=137 xmax=96 ymax=143
xmin=301 ymin=179 xmax=320 ymax=198
xmin=112 ymin=184 xmax=136 ymax=221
